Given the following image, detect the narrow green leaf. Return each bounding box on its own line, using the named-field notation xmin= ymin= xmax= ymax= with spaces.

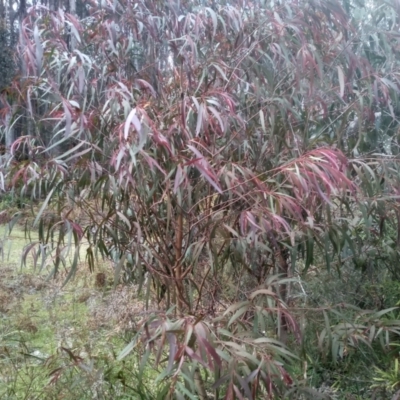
xmin=249 ymin=289 xmax=276 ymax=300
xmin=228 ymin=306 xmax=249 ymax=327
xmin=117 ymin=333 xmax=140 ymax=361
xmin=33 ymin=188 xmax=55 ymax=228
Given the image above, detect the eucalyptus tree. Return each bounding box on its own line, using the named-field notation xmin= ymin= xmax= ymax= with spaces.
xmin=0 ymin=20 xmax=14 ymax=92
xmin=2 ymin=0 xmax=400 ymax=397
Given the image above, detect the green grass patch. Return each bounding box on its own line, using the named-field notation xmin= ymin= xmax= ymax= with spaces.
xmin=0 ymin=225 xmax=160 ymax=399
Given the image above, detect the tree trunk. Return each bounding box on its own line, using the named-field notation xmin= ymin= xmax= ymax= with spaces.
xmin=69 ymin=0 xmax=76 ymax=51
xmin=49 ymin=0 xmax=60 ymax=11
xmin=5 ymin=103 xmax=15 ymax=153
xmin=18 ymin=0 xmax=26 ymax=75
xmin=0 ymin=0 xmax=5 ymax=20
xmin=277 ymin=244 xmax=290 ymax=345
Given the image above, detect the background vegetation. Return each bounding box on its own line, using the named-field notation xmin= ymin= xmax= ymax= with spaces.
xmin=2 ymin=0 xmax=400 ymax=398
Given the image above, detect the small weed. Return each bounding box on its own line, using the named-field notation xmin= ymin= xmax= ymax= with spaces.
xmin=0 ymin=193 xmax=15 ymax=211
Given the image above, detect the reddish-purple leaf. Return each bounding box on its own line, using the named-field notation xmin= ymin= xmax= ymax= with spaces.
xmin=184 ymin=345 xmax=210 ymax=369
xmin=198 ymin=336 xmax=222 ymax=368
xmin=232 ymin=384 xmax=246 ymax=400
xmin=187 ymin=145 xmax=222 ymax=194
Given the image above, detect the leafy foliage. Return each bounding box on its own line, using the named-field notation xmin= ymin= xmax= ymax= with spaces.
xmin=2 ymin=0 xmax=400 ymax=398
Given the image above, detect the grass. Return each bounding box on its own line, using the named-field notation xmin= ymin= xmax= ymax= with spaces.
xmin=0 ymin=224 xmax=160 ymax=399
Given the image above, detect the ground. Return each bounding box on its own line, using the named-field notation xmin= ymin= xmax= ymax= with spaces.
xmin=0 ymin=225 xmax=157 ymax=399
